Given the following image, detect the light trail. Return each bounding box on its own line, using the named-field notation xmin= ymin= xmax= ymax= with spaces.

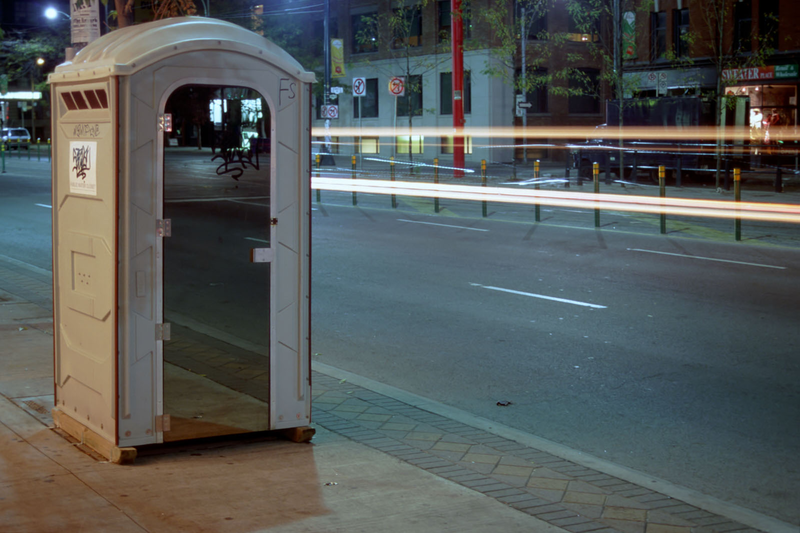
xmin=312 ymin=177 xmax=800 ymax=224
xmin=312 ymin=125 xmax=800 ymax=143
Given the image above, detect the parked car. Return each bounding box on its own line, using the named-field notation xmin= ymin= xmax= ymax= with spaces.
xmin=1 ymin=127 xmax=31 ymax=150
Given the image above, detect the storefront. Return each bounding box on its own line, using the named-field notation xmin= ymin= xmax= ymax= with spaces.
xmin=724 ymin=64 xmax=799 ymax=146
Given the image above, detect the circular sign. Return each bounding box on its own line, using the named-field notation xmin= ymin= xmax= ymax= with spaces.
xmin=353 ymin=77 xmax=366 ymax=97
xmin=389 ymin=77 xmax=405 ymax=97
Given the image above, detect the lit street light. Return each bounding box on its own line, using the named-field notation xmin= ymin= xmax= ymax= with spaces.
xmin=44 ymin=7 xmax=70 ymax=20
xmin=44 ymin=7 xmax=76 ymax=61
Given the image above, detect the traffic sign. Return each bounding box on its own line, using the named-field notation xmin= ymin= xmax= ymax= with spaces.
xmin=331 ymin=86 xmax=344 ymax=95
xmin=353 ymin=77 xmax=366 ymax=97
xmin=389 ymin=76 xmax=405 ymax=97
xmin=321 ymin=105 xmax=339 ymax=119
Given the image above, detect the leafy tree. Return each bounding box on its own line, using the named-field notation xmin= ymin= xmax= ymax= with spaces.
xmin=355 ymin=0 xmax=450 ymax=162
xmin=687 ymin=0 xmax=778 ymax=188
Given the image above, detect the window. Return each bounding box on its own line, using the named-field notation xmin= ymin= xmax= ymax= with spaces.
xmin=673 ymin=8 xmax=689 ymax=58
xmin=352 ymin=11 xmax=378 ymax=54
xmin=397 ymin=135 xmax=424 ymax=154
xmin=354 ymin=78 xmax=379 ymax=118
xmin=437 ymin=1 xmax=472 ymax=43
xmin=397 ymin=75 xmax=423 ymax=117
xmin=516 ymin=68 xmax=548 ymax=114
xmin=759 ymin=0 xmax=779 ymax=50
xmin=393 ymin=6 xmax=422 ymax=48
xmin=568 ymin=69 xmax=600 ymax=114
xmin=650 ymin=11 xmax=667 ymax=60
xmin=438 ymin=1 xmax=451 ymax=43
xmin=734 ymin=0 xmax=752 ymax=52
xmin=358 ymin=137 xmax=380 ymax=154
xmin=567 ymin=1 xmax=599 ymax=42
xmin=314 ymin=136 xmax=339 ymax=154
xmin=441 ymin=136 xmax=473 ymax=154
xmin=439 ymin=71 xmax=471 ymax=115
xmin=516 ymin=1 xmax=547 ymax=40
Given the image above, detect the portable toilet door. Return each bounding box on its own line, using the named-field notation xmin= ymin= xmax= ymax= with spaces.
xmin=49 ymin=17 xmax=314 ymax=461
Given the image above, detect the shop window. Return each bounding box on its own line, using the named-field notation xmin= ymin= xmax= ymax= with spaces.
xmin=440 ymin=136 xmax=473 ymax=154
xmin=354 ymin=78 xmax=379 ymax=119
xmin=439 ymin=71 xmax=471 ymax=115
xmin=397 ymin=135 xmax=424 ymax=154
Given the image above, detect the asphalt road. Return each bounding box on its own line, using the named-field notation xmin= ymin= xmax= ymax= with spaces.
xmin=0 ymin=159 xmax=53 ymax=270
xmin=2 ymin=153 xmax=799 ymax=525
xmin=310 ymin=194 xmax=800 ymax=525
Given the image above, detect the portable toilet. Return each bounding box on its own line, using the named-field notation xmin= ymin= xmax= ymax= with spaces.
xmin=48 ymin=17 xmax=314 ymax=463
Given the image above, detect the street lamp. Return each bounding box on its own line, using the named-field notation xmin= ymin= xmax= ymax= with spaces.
xmin=44 ymin=7 xmax=76 ymax=61
xmin=44 ymin=7 xmax=70 ymax=20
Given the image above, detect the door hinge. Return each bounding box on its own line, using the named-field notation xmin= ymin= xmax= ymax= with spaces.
xmin=155 ymin=323 xmax=171 ymax=341
xmin=156 ymin=219 xmax=172 ymax=237
xmin=156 ymin=414 xmax=171 ymax=432
xmin=270 ymin=217 xmax=278 ymax=226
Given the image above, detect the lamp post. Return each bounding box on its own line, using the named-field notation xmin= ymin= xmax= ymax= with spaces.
xmin=31 ymin=58 xmax=45 ymax=143
xmin=44 ymin=7 xmax=76 ymax=61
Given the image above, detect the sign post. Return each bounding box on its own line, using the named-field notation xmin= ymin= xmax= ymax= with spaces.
xmin=353 ymin=77 xmax=366 ymax=167
xmin=389 ymin=77 xmax=405 ymax=159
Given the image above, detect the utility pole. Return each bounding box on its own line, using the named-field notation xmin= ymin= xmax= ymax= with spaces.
xmin=451 ymin=0 xmax=465 ymax=178
xmin=521 ymin=6 xmax=527 ymax=165
xmin=321 ymin=0 xmax=335 ymax=165
xmin=613 ymin=0 xmax=624 ymax=178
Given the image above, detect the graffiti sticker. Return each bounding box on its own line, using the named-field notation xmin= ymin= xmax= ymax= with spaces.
xmin=69 ymin=141 xmax=97 ymax=196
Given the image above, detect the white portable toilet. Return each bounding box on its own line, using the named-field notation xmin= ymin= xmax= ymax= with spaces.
xmin=49 ymin=17 xmax=314 ymax=462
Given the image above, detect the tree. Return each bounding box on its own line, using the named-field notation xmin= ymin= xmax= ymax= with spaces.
xmin=0 ymin=27 xmax=70 ymax=135
xmin=355 ymin=0 xmax=450 ymax=163
xmin=690 ymin=0 xmax=778 ymax=189
xmin=480 ymin=0 xmax=551 ymax=164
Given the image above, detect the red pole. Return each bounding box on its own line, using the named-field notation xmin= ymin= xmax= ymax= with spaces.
xmin=451 ymin=0 xmax=465 ymax=178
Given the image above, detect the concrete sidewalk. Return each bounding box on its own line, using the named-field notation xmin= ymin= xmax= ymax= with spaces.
xmin=0 ymin=258 xmax=794 ymax=533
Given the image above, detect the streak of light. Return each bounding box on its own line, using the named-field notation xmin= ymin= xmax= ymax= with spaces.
xmin=35 ymin=204 xmax=52 ymax=209
xmin=311 ymin=177 xmax=800 ymax=224
xmin=469 ymin=283 xmax=607 ymax=309
xmin=628 ymin=249 xmax=787 ymax=269
xmin=364 ymin=156 xmax=475 ymax=173
xmin=311 ymin=125 xmax=800 ymax=143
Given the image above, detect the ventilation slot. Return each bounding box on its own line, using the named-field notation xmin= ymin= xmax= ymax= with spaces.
xmin=94 ymin=89 xmax=109 ymax=108
xmin=61 ymin=89 xmax=109 ymax=111
xmin=62 ymin=92 xmax=78 ymax=111
xmin=71 ymin=92 xmax=89 ymax=110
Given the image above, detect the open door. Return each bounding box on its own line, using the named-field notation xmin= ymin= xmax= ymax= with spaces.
xmin=161 ymin=85 xmax=273 ymax=441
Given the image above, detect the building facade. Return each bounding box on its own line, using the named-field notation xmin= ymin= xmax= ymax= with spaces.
xmin=623 ymin=0 xmax=798 ymax=144
xmin=311 ymin=0 xmax=610 ymax=165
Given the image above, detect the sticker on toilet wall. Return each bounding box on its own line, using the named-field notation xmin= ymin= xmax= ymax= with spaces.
xmin=69 ymin=140 xmax=97 ymax=196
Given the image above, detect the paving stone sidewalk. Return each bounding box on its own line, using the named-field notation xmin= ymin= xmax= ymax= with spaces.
xmin=308 ymin=374 xmax=761 ymax=533
xmin=0 ymin=256 xmax=775 ymax=533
